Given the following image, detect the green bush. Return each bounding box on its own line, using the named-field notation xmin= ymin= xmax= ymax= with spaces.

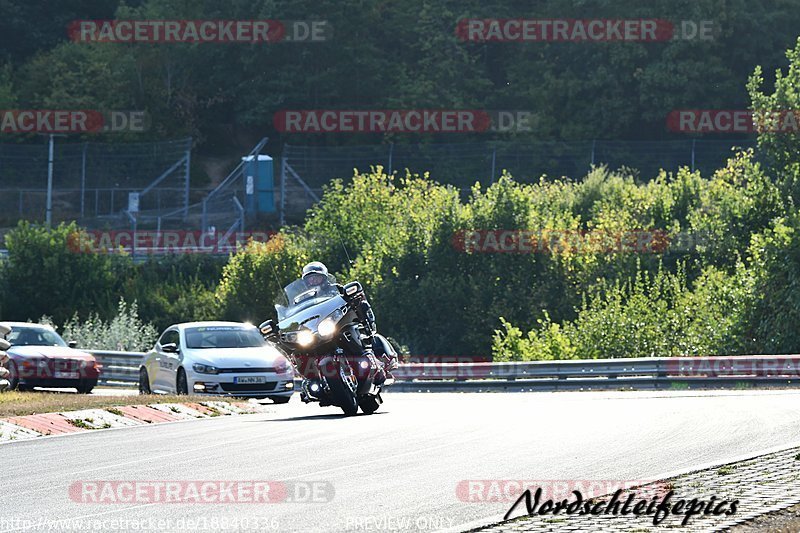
xmin=492 ymin=263 xmax=752 ymax=361
xmin=1 ymin=222 xmax=121 ymax=323
xmin=688 ymin=150 xmax=785 ymax=269
xmin=748 ymin=36 xmax=800 ymax=201
xmin=0 ymin=223 xmax=225 ymax=331
xmin=215 ymin=232 xmax=310 ymax=324
xmin=743 ymin=212 xmax=800 ymax=353
xmin=58 ymin=298 xmax=159 ymax=352
xmin=216 ymin=152 xmax=785 ymax=357
xmin=4 ymin=146 xmax=788 ymax=360
xmin=120 ymin=255 xmax=223 ymax=331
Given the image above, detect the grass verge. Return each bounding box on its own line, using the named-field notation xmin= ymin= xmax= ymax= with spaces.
xmin=0 ymin=391 xmax=193 ymax=417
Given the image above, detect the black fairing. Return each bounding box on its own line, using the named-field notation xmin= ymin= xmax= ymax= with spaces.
xmin=372 ymin=334 xmax=396 ymax=359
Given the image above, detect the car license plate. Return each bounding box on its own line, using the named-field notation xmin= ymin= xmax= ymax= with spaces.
xmin=54 ymin=371 xmax=79 ymax=379
xmin=234 ymin=376 xmax=266 ymax=384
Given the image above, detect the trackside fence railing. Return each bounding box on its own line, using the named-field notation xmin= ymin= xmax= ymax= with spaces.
xmin=88 ymin=352 xmax=800 ymax=392
xmin=91 ymin=351 xmax=144 ymax=387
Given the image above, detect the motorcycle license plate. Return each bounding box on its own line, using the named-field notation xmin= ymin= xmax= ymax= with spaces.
xmin=234 ymin=376 xmax=266 ymax=384
xmin=55 ymin=371 xmax=79 ymax=379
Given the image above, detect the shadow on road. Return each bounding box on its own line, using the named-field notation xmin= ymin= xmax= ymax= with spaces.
xmin=254 ymin=411 xmax=390 ymax=422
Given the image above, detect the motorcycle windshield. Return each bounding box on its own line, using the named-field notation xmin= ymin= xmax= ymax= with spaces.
xmin=275 ymin=275 xmax=339 ymax=322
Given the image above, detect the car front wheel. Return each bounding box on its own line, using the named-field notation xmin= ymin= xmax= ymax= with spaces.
xmin=176 ymin=368 xmax=189 ymax=395
xmin=6 ymin=361 xmax=19 ymax=390
xmin=268 ymin=396 xmax=291 ymax=404
xmin=76 ymin=379 xmax=96 ymax=394
xmin=139 ymin=367 xmax=152 ymax=395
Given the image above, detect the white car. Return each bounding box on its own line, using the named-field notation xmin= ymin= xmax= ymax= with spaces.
xmin=139 ymin=321 xmax=294 ymax=402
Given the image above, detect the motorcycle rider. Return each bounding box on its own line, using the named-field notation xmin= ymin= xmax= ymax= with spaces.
xmin=300 ymin=261 xmax=398 ymax=380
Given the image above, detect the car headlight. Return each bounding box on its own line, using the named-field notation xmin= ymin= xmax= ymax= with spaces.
xmin=318 ymin=307 xmax=345 ymax=338
xmin=296 ymin=330 xmax=315 ymax=347
xmin=193 ymin=363 xmax=220 ymax=374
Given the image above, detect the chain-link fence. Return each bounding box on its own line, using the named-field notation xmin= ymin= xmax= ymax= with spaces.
xmin=0 ymin=138 xmax=762 ymax=232
xmin=0 ymin=138 xmax=192 ymax=225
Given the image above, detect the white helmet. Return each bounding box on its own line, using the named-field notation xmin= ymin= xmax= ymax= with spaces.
xmin=302 ymin=262 xmax=329 ymax=286
xmin=302 ymin=261 xmax=328 ymax=278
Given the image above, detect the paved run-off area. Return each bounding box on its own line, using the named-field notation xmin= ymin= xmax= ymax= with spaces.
xmin=3 ymin=390 xmax=800 ymax=532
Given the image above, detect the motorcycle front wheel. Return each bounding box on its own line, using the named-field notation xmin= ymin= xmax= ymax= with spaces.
xmin=327 ymin=363 xmax=359 ymax=416
xmin=357 ymin=395 xmax=381 ymax=414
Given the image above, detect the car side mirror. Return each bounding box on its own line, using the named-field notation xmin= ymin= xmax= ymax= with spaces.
xmin=68 ymin=340 xmax=78 ymax=349
xmin=162 ymin=343 xmax=179 ymax=353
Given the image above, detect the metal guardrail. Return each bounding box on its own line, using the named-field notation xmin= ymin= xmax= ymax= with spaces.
xmin=90 ymin=351 xmax=144 ymax=387
xmin=88 ymin=352 xmax=800 ymax=392
xmin=391 ymin=355 xmax=800 ymax=392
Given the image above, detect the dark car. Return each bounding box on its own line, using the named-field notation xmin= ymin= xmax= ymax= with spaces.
xmin=2 ymin=323 xmax=100 ymax=394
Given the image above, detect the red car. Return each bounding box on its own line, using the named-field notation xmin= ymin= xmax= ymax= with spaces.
xmin=2 ymin=322 xmax=100 ymax=394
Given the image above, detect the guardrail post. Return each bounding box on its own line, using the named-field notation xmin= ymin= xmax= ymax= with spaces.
xmin=656 ymin=360 xmax=669 ymax=390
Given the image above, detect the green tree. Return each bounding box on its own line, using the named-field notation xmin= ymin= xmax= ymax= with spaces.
xmin=748 ymin=36 xmax=800 ymax=200
xmin=1 ymin=222 xmax=121 ymax=323
xmin=216 ymin=232 xmax=310 ymax=323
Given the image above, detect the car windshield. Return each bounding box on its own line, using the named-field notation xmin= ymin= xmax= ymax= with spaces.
xmin=184 ymin=326 xmax=265 ymax=349
xmin=8 ymin=327 xmax=68 ymax=347
xmin=275 ymin=275 xmax=339 ymax=321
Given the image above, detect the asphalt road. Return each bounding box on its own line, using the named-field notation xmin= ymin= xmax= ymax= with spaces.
xmin=3 ymin=390 xmax=800 ymax=533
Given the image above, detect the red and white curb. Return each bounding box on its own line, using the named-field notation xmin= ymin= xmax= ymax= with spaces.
xmin=0 ymin=401 xmax=271 ymax=443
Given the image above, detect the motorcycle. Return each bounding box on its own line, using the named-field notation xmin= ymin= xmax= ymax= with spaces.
xmin=259 ymin=276 xmax=394 ymax=416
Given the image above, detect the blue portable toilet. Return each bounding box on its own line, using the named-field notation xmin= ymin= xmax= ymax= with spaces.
xmin=241 ymin=154 xmax=275 ymax=213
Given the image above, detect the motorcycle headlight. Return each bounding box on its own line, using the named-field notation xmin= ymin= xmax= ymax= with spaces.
xmin=318 ymin=318 xmax=336 ymax=338
xmin=193 ymin=363 xmax=220 ymax=374
xmin=296 ymin=330 xmax=315 ymax=347
xmin=318 ymin=307 xmax=345 ymax=338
